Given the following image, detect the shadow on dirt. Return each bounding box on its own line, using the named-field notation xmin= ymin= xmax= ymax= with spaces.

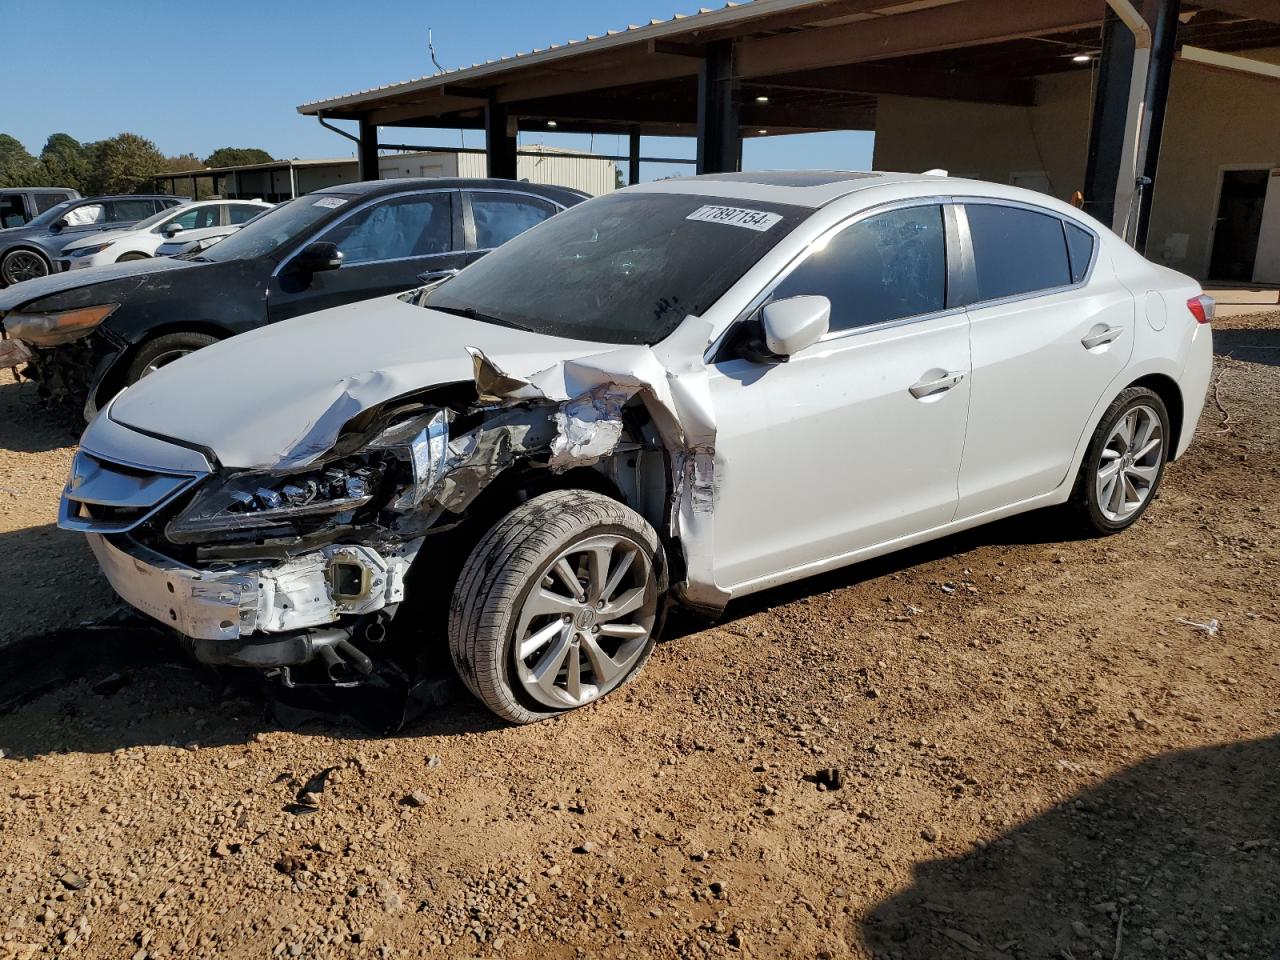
xmin=0 ymin=619 xmax=501 ymax=757
xmin=0 ymin=373 xmax=81 ymax=454
xmin=1215 ymin=326 xmax=1280 ymax=368
xmin=858 ymin=735 xmax=1280 ymax=959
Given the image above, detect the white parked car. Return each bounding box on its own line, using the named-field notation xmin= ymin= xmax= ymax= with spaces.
xmin=58 ymin=199 xmax=271 ymax=270
xmin=153 ymin=217 xmax=264 ymax=258
xmin=58 ymin=171 xmax=1213 ymax=723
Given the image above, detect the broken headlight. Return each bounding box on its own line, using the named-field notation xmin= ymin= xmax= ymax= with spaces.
xmin=166 ymin=459 xmax=386 ymax=540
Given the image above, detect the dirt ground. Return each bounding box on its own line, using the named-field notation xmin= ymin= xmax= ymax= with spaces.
xmin=0 ymin=315 xmax=1276 ymax=960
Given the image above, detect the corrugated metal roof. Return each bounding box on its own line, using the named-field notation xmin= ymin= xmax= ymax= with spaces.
xmin=297 ymin=0 xmax=833 ymax=114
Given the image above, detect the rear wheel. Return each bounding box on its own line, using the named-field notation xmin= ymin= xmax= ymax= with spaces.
xmin=449 ymin=490 xmax=665 ymax=724
xmin=123 ymin=331 xmax=219 ymax=386
xmin=1071 ymin=386 xmax=1170 ymax=534
xmin=1 ymin=248 xmax=50 ymax=285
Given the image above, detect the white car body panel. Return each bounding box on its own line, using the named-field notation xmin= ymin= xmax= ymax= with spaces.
xmin=66 ymin=171 xmax=1215 ymax=651
xmin=60 ymin=200 xmax=270 ymax=268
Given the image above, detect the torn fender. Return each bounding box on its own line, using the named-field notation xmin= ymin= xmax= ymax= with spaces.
xmin=463 ymin=316 xmax=728 ymax=613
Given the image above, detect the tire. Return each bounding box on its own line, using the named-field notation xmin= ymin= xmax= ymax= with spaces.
xmin=1070 ymin=386 xmax=1171 ymax=535
xmin=123 ymin=331 xmax=219 ymax=387
xmin=116 ymin=252 xmax=150 ymax=262
xmin=1 ymin=248 xmax=51 ymax=285
xmin=449 ymin=489 xmax=666 ymax=724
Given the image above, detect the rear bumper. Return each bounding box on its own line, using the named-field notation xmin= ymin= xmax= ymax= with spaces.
xmin=1175 ymin=322 xmax=1214 ymax=460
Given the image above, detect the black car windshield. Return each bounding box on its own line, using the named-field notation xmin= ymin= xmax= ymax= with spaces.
xmin=196 ymin=194 xmax=350 ymax=262
xmin=423 ymin=192 xmax=806 ymax=344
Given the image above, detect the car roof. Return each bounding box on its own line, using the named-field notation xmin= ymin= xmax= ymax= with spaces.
xmin=318 ymin=178 xmax=588 ymax=204
xmin=626 ymin=170 xmax=970 ymax=208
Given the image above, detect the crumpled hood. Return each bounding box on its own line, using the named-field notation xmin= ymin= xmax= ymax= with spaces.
xmin=107 ymin=293 xmax=617 ymax=470
xmin=60 ymin=228 xmax=134 ymax=252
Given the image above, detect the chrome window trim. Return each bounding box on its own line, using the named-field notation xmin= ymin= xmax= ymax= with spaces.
xmin=271 ymin=188 xmax=456 ymax=278
xmin=953 ymin=196 xmax=1101 ymax=311
xmin=709 ymin=196 xmax=957 ymax=361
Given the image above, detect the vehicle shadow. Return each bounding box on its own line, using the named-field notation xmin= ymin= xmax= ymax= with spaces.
xmin=0 ymin=369 xmax=81 ymax=454
xmin=1215 ymin=325 xmax=1280 ymax=367
xmin=668 ymin=505 xmax=1088 ymax=641
xmin=858 ymin=734 xmax=1280 ymax=959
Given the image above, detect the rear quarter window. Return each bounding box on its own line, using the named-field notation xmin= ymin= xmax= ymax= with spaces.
xmin=965 ymin=203 xmax=1072 ymax=302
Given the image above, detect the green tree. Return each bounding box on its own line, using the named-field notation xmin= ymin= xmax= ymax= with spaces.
xmin=0 ymin=134 xmax=38 ymax=187
xmin=83 ymin=133 xmax=167 ymax=194
xmin=39 ymin=133 xmax=90 ymax=191
xmin=203 ymin=147 xmax=273 ymax=168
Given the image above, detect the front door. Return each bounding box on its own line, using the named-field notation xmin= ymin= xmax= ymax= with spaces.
xmin=268 ymin=190 xmax=464 ymax=322
xmin=956 ymin=202 xmax=1133 ymax=518
xmin=707 ymin=203 xmax=972 ymax=592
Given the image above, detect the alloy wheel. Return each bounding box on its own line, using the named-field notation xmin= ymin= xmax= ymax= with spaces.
xmin=2 ymin=251 xmax=49 ymax=284
xmin=513 ymin=533 xmax=656 ymax=710
xmin=1096 ymin=403 xmax=1163 ymax=522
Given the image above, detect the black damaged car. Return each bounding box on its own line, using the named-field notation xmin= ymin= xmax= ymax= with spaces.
xmin=0 ymin=178 xmax=585 ymax=417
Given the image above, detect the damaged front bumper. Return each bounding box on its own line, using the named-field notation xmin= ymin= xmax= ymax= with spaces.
xmin=0 ymin=336 xmax=34 ymax=370
xmin=87 ymin=532 xmax=421 ymax=677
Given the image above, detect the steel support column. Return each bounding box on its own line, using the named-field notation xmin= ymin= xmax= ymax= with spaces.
xmin=485 ymin=98 xmax=518 ymax=180
xmin=696 ymin=40 xmax=739 ymax=175
xmin=1135 ymin=0 xmax=1180 ymax=251
xmin=628 ymin=129 xmax=642 ymax=185
xmin=1083 ymin=0 xmax=1177 ymax=245
xmin=357 ymin=118 xmax=380 ymax=181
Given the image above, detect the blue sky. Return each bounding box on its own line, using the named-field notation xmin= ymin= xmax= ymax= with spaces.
xmin=4 ymin=0 xmax=873 ymax=181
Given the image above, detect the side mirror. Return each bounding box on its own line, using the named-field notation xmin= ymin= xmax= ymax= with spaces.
xmin=759 ymin=295 xmax=830 ymax=358
xmin=50 ymin=218 xmax=67 ymax=232
xmin=163 ymin=223 xmax=184 ymax=238
xmin=293 ymin=241 xmax=343 ymax=273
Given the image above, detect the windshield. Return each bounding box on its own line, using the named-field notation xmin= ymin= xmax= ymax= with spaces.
xmin=197 ymin=194 xmax=350 ymax=262
xmin=424 ymin=192 xmax=805 ymax=345
xmin=25 ymin=199 xmax=78 ymax=229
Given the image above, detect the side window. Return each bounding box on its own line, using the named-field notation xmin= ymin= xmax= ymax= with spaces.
xmin=166 ymin=206 xmax=219 ymax=231
xmin=1064 ymin=221 xmax=1095 ymax=284
xmin=470 ymin=193 xmax=557 ymax=249
xmin=62 ymin=203 xmax=106 ymax=226
xmin=228 ymin=204 xmax=265 ymax=225
xmin=35 ymin=193 xmax=68 ymax=213
xmin=771 ymin=204 xmax=948 ymax=333
xmin=965 ymin=203 xmax=1072 ymax=302
xmin=106 ymin=199 xmax=159 ymax=222
xmin=317 ymin=193 xmax=453 ymax=266
xmin=0 ymin=196 xmax=25 ymax=228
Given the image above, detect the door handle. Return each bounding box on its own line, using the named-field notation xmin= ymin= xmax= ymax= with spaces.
xmin=1081 ymin=326 xmax=1123 ymax=350
xmin=909 ymin=370 xmax=966 ymax=399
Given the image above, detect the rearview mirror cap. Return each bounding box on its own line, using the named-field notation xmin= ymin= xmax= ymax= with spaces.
xmin=163 ymin=223 xmax=184 ymax=237
xmin=50 ymin=218 xmax=68 ymax=232
xmin=760 ymin=295 xmax=830 ymax=358
xmin=294 ymin=241 xmax=343 ymax=273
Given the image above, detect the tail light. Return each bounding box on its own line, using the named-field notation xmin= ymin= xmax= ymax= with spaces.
xmin=1187 ymin=294 xmax=1214 ymax=324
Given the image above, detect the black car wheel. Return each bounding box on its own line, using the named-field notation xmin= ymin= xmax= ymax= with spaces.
xmin=123 ymin=332 xmax=220 ymax=386
xmin=1 ymin=249 xmax=51 ymax=285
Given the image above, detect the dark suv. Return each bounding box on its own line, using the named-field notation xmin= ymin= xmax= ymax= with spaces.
xmin=0 ymin=187 xmax=81 ymax=229
xmin=0 ymin=178 xmax=586 ymax=415
xmin=0 ymin=194 xmax=187 ymax=286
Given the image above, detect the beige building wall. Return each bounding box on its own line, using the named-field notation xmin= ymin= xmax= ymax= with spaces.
xmin=872 ymin=55 xmax=1280 ymax=280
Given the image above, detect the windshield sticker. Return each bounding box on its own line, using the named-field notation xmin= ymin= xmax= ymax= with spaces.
xmin=686 ymin=205 xmax=782 ymax=232
xmin=313 ymin=196 xmax=347 ymax=209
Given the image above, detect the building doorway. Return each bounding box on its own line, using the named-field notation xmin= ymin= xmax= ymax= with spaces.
xmin=1208 ymin=168 xmax=1275 ymax=282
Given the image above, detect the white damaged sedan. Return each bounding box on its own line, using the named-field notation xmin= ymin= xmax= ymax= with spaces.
xmin=59 ymin=171 xmax=1214 ymax=723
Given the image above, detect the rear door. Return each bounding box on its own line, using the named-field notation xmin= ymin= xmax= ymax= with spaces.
xmin=460 ymin=190 xmax=561 ymax=269
xmin=707 ymin=202 xmax=972 ymax=591
xmin=267 ymin=189 xmax=463 ymax=322
xmin=955 ymin=201 xmax=1133 ymax=518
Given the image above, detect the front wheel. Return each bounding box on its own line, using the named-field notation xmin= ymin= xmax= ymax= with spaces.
xmin=449 ymin=490 xmax=665 ymax=724
xmin=116 ymin=252 xmax=150 ymax=262
xmin=122 ymin=331 xmax=219 ymax=386
xmin=1071 ymin=386 xmax=1170 ymax=534
xmin=1 ymin=248 xmax=51 ymax=285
